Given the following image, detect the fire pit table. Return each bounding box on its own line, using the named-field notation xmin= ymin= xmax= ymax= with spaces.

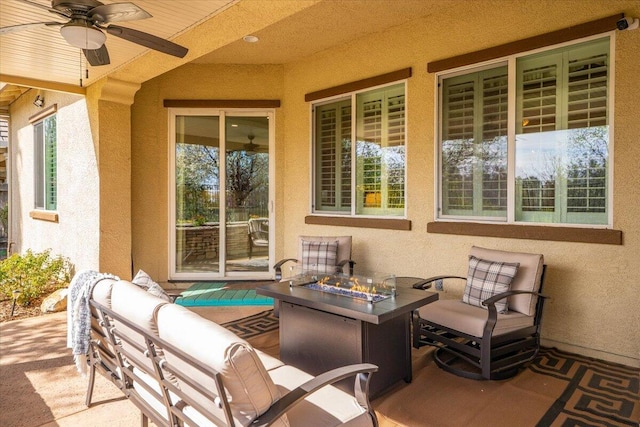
xmin=256 ymin=271 xmax=438 ymax=398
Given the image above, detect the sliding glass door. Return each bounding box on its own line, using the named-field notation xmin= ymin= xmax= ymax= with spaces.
xmin=169 ymin=109 xmax=273 ymax=280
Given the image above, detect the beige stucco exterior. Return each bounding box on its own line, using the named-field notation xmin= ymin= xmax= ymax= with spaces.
xmin=130 ymin=64 xmax=285 ymax=280
xmin=9 ymin=91 xmax=101 ymax=271
xmin=7 ymin=1 xmax=639 ymax=366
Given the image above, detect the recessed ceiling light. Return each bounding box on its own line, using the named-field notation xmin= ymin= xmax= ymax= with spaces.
xmin=243 ymin=35 xmax=259 ymax=43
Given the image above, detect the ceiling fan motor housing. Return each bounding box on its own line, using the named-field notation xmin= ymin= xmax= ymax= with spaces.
xmin=52 ymin=0 xmax=104 ymax=18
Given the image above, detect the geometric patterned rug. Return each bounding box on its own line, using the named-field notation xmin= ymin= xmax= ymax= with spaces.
xmin=219 ymin=309 xmax=639 ymax=426
xmin=532 ymin=347 xmax=639 ymax=426
xmin=221 ymin=309 xmax=279 ymax=339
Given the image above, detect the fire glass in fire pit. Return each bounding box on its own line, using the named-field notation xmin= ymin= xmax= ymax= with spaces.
xmin=290 ymin=271 xmax=396 ymax=303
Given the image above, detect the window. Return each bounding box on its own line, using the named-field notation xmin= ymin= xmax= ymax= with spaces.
xmin=313 ymin=82 xmax=406 ymax=217
xmin=438 ymin=37 xmax=610 ymax=226
xmin=34 ymin=114 xmax=57 ymax=210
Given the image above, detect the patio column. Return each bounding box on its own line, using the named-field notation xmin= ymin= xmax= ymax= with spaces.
xmin=86 ymin=77 xmax=141 ymax=279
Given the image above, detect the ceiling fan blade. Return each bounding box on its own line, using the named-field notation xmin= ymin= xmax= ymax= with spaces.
xmin=88 ymin=2 xmax=152 ymax=24
xmin=83 ymin=44 xmax=110 ymax=66
xmin=106 ymin=25 xmax=188 ymax=58
xmin=0 ymin=21 xmax=62 ymax=34
xmin=18 ymin=0 xmax=71 ymax=19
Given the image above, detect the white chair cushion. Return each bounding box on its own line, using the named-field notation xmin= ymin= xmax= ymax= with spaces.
xmin=88 ymin=277 xmax=120 ymax=362
xmin=256 ymin=349 xmax=285 ymax=372
xmin=110 ymin=281 xmax=171 ymax=377
xmin=417 ymin=299 xmax=535 ymax=338
xmin=111 ymin=280 xmax=168 ymax=336
xmin=181 ymin=404 xmax=288 ymax=427
xmin=470 ymin=246 xmax=544 ymax=316
xmin=131 ymin=366 xmax=181 ymax=423
xmin=156 ymin=304 xmax=285 ymax=426
xmin=268 ymin=364 xmax=371 ymax=427
xmin=90 ymin=277 xmax=118 ymax=308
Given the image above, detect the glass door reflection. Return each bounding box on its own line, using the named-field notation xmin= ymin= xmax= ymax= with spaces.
xmin=225 ymin=116 xmax=270 ymax=273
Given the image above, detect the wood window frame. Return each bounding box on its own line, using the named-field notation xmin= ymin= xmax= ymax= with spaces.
xmin=427 ymin=14 xmax=622 ymax=73
xmin=305 ymin=68 xmax=412 ymax=102
xmin=306 ymin=215 xmax=411 ymax=231
xmin=429 ymin=18 xmax=624 ymax=244
xmin=163 ymin=100 xmax=280 ymax=108
xmin=427 ymin=222 xmax=621 ymax=245
xmin=307 ymin=69 xmax=412 ymax=230
xmin=30 ymin=210 xmax=59 ymax=223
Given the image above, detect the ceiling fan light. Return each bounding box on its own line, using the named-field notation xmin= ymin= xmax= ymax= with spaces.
xmin=60 ymin=23 xmax=106 ymax=50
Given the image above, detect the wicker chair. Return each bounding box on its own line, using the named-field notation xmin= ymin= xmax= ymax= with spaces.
xmin=412 ymin=246 xmax=548 ymax=380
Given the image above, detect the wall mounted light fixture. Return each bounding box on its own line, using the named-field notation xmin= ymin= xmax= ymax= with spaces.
xmin=33 ymin=95 xmax=45 ymax=108
xmin=617 ymin=17 xmax=639 ymax=31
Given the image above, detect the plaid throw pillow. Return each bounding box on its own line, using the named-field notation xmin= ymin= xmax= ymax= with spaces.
xmin=301 ymin=240 xmax=338 ymax=274
xmin=462 ymin=256 xmax=519 ymax=313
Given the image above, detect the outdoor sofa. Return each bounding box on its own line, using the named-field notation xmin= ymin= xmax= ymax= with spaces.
xmin=79 ymin=275 xmax=379 ymax=426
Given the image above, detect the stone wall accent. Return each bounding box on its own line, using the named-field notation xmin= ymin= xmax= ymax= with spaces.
xmin=177 ymin=222 xmax=266 ymax=261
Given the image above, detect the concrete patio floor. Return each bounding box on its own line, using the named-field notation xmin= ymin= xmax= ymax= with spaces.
xmin=0 ymin=307 xmax=268 ymax=427
xmin=5 ymin=306 xmax=634 ymax=427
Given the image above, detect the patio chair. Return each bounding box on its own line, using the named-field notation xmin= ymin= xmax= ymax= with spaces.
xmin=412 ymin=246 xmax=548 ymax=380
xmin=248 ymin=217 xmax=269 ymax=258
xmin=273 ymin=235 xmax=355 ymax=281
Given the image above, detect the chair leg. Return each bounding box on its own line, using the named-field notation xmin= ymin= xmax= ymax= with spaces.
xmin=141 ymin=412 xmax=148 ymax=427
xmin=85 ymin=362 xmax=96 ymax=407
xmin=481 ymin=339 xmax=492 ymax=380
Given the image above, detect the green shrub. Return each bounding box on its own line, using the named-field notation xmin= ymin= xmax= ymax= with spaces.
xmin=0 ymin=249 xmax=73 ymax=305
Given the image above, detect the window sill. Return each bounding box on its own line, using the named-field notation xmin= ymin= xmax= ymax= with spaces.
xmin=427 ymin=222 xmax=622 ymax=245
xmin=306 ymin=215 xmax=411 ymax=230
xmin=30 ymin=210 xmax=59 ymax=223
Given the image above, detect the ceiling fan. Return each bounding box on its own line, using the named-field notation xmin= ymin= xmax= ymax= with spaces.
xmin=244 ymin=133 xmax=267 ymax=154
xmin=0 ymin=0 xmax=188 ymax=66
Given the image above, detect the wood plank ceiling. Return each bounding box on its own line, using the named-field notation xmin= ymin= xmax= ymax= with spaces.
xmin=1 ymin=0 xmax=449 ymax=112
xmin=0 ymin=0 xmax=238 ymax=110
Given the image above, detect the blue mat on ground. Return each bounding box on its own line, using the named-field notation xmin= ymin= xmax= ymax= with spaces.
xmin=175 ymin=282 xmax=273 ymax=307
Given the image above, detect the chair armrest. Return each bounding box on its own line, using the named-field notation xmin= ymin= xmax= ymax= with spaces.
xmin=481 ymin=290 xmax=550 ymax=339
xmin=412 ymin=275 xmax=466 ymax=290
xmin=251 ymin=363 xmax=378 ymax=427
xmin=482 ymin=290 xmax=549 ymax=308
xmin=273 ymin=258 xmax=298 ymax=281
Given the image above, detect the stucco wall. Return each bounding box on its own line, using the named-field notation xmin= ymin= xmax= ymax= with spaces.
xmin=279 ymin=1 xmax=640 ymax=365
xmin=130 ymin=1 xmax=639 ymax=365
xmin=9 ymin=90 xmax=100 ymax=272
